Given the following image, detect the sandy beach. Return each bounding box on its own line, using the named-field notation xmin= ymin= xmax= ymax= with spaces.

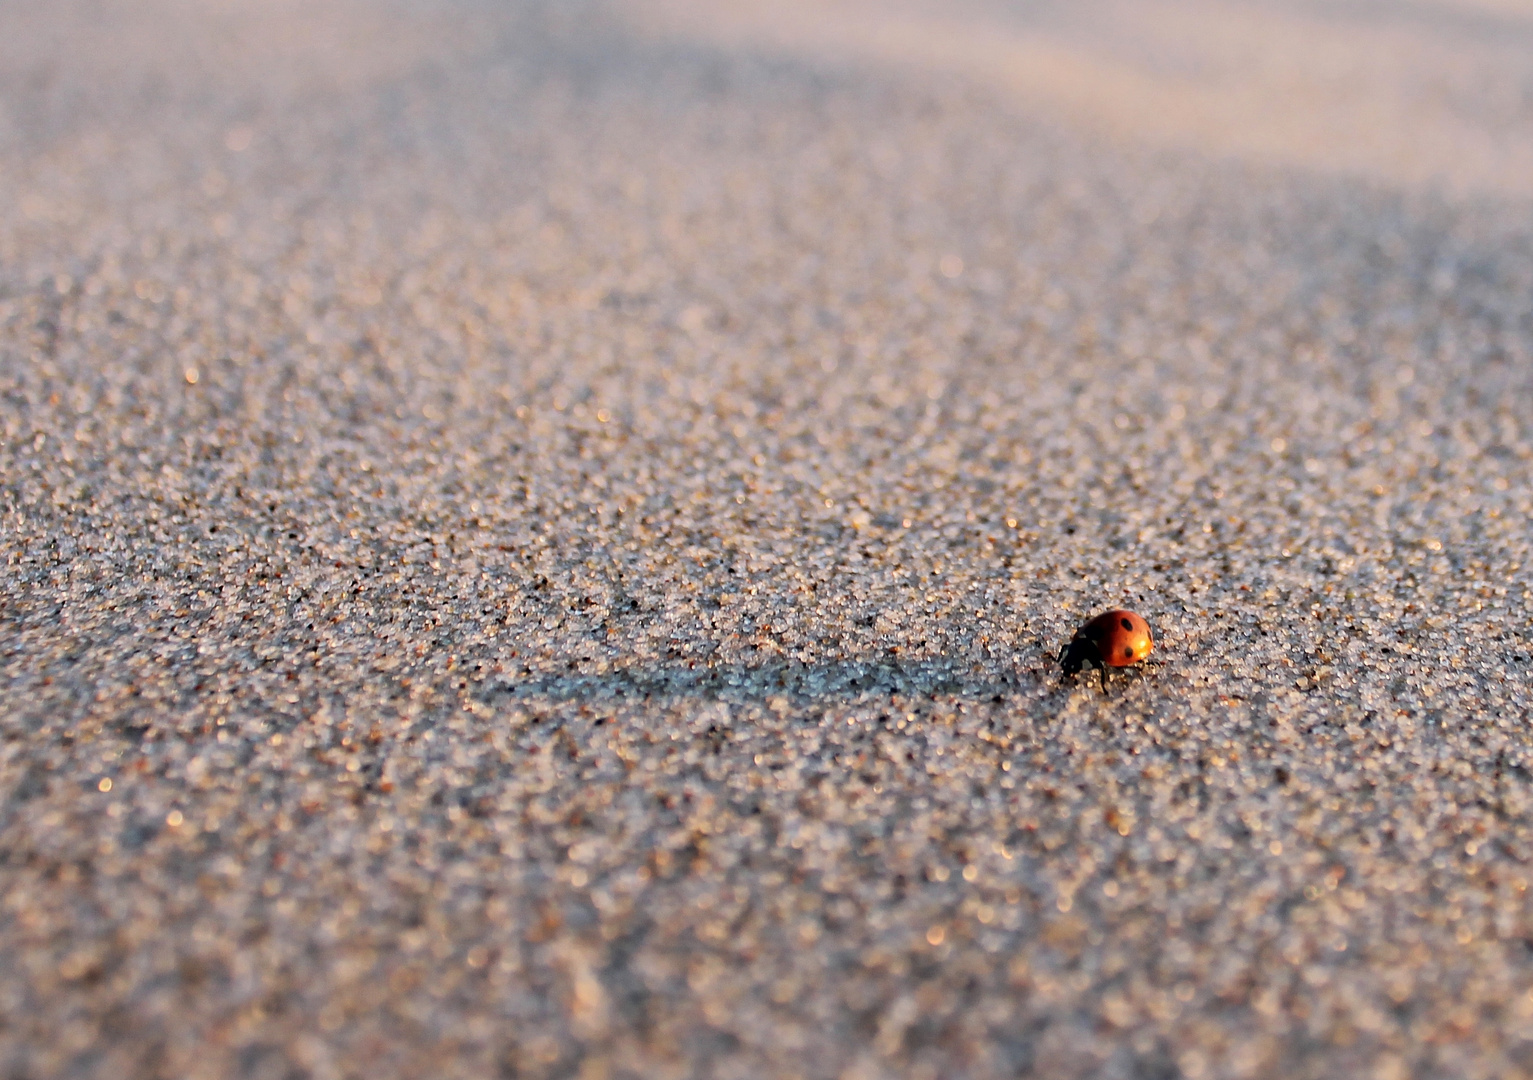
xmin=3 ymin=1 xmax=1533 ymax=1076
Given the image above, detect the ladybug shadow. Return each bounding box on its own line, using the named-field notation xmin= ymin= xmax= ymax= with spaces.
xmin=486 ymin=647 xmax=1166 ymax=711
xmin=1054 ymin=659 xmax=1164 ymax=697
xmin=483 ymin=654 xmax=1027 ymax=710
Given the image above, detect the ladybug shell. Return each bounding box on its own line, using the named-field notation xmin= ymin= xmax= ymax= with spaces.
xmin=1079 ymin=609 xmax=1153 ymax=668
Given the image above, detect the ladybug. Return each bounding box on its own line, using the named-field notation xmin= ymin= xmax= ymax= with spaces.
xmin=1058 ymin=609 xmax=1154 ymax=691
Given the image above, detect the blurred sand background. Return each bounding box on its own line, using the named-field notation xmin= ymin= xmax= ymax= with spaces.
xmin=638 ymin=0 xmax=1533 ymax=198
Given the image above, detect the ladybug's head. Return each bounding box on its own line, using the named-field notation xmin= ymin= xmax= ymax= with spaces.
xmin=1057 ymin=635 xmax=1101 ymax=676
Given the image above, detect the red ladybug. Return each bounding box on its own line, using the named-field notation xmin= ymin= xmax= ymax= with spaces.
xmin=1058 ymin=609 xmax=1154 ymax=691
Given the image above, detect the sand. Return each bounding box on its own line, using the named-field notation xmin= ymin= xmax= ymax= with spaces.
xmin=3 ymin=1 xmax=1533 ymax=1077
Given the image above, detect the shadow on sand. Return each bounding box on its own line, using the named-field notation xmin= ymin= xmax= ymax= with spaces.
xmin=482 ymin=656 xmax=1050 ymax=708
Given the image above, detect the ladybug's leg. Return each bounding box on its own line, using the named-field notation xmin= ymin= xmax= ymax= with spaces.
xmin=1098 ymin=662 xmax=1109 ymax=693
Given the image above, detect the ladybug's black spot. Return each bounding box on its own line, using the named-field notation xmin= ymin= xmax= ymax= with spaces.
xmin=1123 ymin=646 xmax=1135 ymax=659
xmin=1120 ymin=617 xmax=1134 ymax=631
